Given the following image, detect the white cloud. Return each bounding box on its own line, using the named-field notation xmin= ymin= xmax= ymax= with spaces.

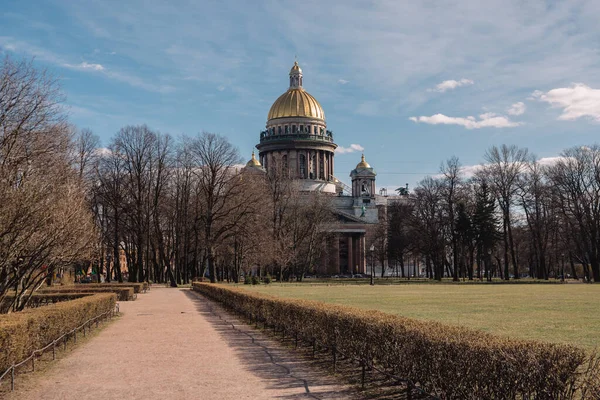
xmin=533 ymin=83 xmax=600 ymax=121
xmin=338 ymin=79 xmax=349 ymax=84
xmin=94 ymin=147 xmax=112 ymax=157
xmin=409 ymin=112 xmax=522 ymax=129
xmin=507 ymin=101 xmax=526 ymax=116
xmin=429 ymin=78 xmax=474 ymax=93
xmin=336 ymin=144 xmax=364 ymax=154
xmin=0 ymin=37 xmax=171 ymax=93
xmin=217 ymin=85 xmax=225 ymax=91
xmin=64 ymin=62 xmax=105 ymax=71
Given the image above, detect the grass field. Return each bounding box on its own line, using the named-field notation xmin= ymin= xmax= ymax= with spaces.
xmin=240 ymin=282 xmax=600 ymax=350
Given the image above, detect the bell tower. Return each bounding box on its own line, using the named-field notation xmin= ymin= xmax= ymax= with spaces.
xmin=350 ymin=154 xmax=376 ymax=200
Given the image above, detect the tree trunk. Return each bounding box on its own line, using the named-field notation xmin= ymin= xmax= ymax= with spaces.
xmin=503 ymin=216 xmax=509 ymax=280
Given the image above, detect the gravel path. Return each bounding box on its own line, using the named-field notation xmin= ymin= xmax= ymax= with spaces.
xmin=10 ymin=287 xmax=358 ymax=400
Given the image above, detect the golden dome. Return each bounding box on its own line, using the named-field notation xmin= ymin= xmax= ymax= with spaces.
xmin=267 ymin=88 xmax=325 ymax=121
xmin=246 ymin=151 xmax=261 ymax=167
xmin=356 ymin=154 xmax=370 ymax=169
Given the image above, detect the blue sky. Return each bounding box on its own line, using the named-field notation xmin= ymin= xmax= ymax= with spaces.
xmin=2 ymin=0 xmax=600 ymax=191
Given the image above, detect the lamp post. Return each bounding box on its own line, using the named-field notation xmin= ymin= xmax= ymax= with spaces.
xmin=560 ymin=253 xmax=565 ymax=282
xmin=370 ymin=244 xmax=375 ymax=286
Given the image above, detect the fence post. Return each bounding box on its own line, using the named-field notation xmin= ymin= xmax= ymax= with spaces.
xmin=32 ymin=354 xmax=35 ymax=372
xmin=10 ymin=365 xmax=14 ymax=391
xmin=295 ymin=332 xmax=298 ymax=349
xmin=332 ymin=345 xmax=337 ymax=373
xmin=64 ymin=335 xmax=67 ymax=351
xmin=52 ymin=340 xmax=56 ymax=360
xmin=83 ymin=323 xmax=86 ymax=337
xmin=361 ymin=361 xmax=366 ymax=389
xmin=74 ymin=329 xmax=77 ymax=344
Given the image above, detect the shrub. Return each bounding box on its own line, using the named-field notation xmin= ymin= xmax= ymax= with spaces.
xmin=251 ymin=275 xmax=260 ymax=285
xmin=263 ymin=273 xmax=272 ymax=285
xmin=40 ymin=287 xmax=134 ymax=301
xmin=0 ymin=293 xmax=116 ymax=373
xmin=244 ymin=275 xmax=252 ymax=285
xmin=192 ymin=282 xmax=598 ymax=399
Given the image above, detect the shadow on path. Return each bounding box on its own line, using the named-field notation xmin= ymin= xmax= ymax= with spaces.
xmin=184 ymin=289 xmax=360 ymax=400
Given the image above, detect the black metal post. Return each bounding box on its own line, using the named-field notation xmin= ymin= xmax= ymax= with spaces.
xmin=361 ymin=361 xmax=366 ymax=389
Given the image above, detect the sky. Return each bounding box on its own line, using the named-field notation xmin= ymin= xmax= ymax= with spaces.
xmin=2 ymin=0 xmax=600 ymax=192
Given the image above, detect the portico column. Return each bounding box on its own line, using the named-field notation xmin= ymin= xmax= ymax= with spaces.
xmin=334 ymin=236 xmax=340 ymax=274
xmin=331 ymin=153 xmax=334 ymax=177
xmin=316 ymin=150 xmax=320 ymax=180
xmin=360 ymin=235 xmax=366 ymax=274
xmin=347 ymin=235 xmax=353 ymax=275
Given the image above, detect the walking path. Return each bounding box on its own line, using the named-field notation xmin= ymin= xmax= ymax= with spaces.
xmin=10 ymin=287 xmax=358 ymax=400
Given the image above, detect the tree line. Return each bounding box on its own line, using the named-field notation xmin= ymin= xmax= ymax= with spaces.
xmin=89 ymin=126 xmax=334 ymax=286
xmin=382 ymin=145 xmax=600 ymax=282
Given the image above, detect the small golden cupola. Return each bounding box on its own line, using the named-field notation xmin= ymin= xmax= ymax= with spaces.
xmin=246 ymin=151 xmax=262 ymax=168
xmin=356 ymin=154 xmax=371 ymax=169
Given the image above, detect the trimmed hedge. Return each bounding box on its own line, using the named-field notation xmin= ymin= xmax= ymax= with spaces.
xmin=40 ymin=287 xmax=134 ymax=301
xmin=0 ymin=293 xmax=90 ymax=314
xmin=74 ymin=282 xmax=146 ymax=294
xmin=0 ymin=293 xmax=116 ymax=373
xmin=193 ymin=282 xmax=599 ymax=399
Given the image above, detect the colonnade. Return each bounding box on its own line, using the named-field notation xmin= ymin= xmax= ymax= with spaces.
xmin=260 ymin=149 xmax=335 ymax=180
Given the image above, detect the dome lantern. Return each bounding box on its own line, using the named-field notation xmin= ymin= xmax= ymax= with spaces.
xmin=289 ymin=60 xmax=302 ymax=89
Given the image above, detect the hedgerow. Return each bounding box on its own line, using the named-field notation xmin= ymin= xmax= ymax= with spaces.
xmin=0 ymin=293 xmax=116 ymax=373
xmin=192 ymin=282 xmax=599 ymax=399
xmin=74 ymin=282 xmax=146 ymax=293
xmin=40 ymin=287 xmax=134 ymax=301
xmin=0 ymin=293 xmax=90 ymax=314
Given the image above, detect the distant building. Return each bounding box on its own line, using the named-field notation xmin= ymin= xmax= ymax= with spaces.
xmin=246 ymin=61 xmax=409 ymax=275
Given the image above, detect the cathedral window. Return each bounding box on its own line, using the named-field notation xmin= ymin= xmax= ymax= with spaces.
xmin=285 ymin=125 xmax=289 ymax=134
xmin=278 ymin=126 xmax=282 ymax=135
xmin=292 ymin=125 xmax=297 ymax=133
xmin=319 ymin=154 xmax=324 ymax=179
xmin=299 ymin=125 xmax=304 ymax=133
xmin=299 ymin=154 xmax=306 ymax=178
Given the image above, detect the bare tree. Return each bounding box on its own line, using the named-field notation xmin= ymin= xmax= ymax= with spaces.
xmin=547 ymin=145 xmax=600 ymax=282
xmin=188 ymin=132 xmax=258 ymax=283
xmin=441 ymin=156 xmax=463 ymax=281
xmin=72 ymin=127 xmax=100 ymax=182
xmin=482 ymin=145 xmax=528 ymax=280
xmin=0 ymin=56 xmax=96 ymax=309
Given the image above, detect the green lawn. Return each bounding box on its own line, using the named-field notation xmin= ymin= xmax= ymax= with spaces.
xmin=240 ymin=282 xmax=600 ymax=350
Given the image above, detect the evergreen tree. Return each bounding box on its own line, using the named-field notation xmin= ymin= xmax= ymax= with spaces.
xmin=472 ymin=181 xmax=500 ymax=280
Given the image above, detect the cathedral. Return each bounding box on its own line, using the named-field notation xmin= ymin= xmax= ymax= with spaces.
xmin=245 ymin=61 xmax=406 ymax=276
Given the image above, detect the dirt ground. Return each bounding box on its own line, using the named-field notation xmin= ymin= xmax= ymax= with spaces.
xmin=7 ymin=287 xmax=358 ymax=400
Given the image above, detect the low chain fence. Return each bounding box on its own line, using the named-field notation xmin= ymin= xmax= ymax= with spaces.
xmin=0 ymin=303 xmax=119 ymax=392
